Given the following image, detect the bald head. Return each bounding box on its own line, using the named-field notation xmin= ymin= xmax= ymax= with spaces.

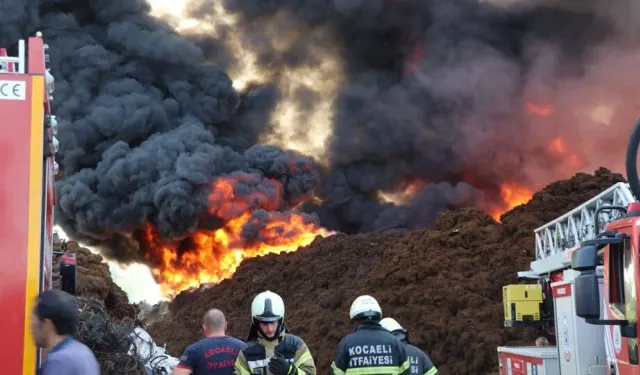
xmin=203 ymin=309 xmax=226 ymax=332
xmin=535 ymin=337 xmax=549 ymax=346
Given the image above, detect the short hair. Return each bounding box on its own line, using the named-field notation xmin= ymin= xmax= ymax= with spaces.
xmin=35 ymin=289 xmax=79 ymax=336
xmin=203 ymin=309 xmax=226 ymax=330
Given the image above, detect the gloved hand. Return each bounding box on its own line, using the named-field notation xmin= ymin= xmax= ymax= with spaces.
xmin=268 ymin=353 xmax=294 ymax=375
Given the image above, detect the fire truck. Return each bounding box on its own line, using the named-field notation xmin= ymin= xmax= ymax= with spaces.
xmin=0 ymin=33 xmax=59 ymax=374
xmin=497 ymin=121 xmax=640 ymax=374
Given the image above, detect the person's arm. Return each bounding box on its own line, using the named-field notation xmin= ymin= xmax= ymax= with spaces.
xmin=422 ymin=352 xmax=438 ymax=375
xmin=397 ymin=342 xmax=411 ymax=375
xmin=330 ymin=338 xmax=348 ymax=375
xmin=292 ymin=342 xmax=316 ymax=375
xmin=233 ymin=350 xmax=251 ymax=375
xmin=170 ymin=346 xmax=197 ymax=375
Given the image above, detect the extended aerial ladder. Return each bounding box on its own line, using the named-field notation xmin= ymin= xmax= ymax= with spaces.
xmin=0 ymin=32 xmax=59 ymax=374
xmin=502 ymin=183 xmax=637 ymax=330
xmin=498 ymin=119 xmax=640 ymax=375
xmin=526 ymin=182 xmax=636 ymax=277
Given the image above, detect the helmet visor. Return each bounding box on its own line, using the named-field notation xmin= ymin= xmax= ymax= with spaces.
xmin=254 ymin=315 xmax=281 ymax=323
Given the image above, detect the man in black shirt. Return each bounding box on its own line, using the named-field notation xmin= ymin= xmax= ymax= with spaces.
xmin=380 ymin=317 xmax=438 ymax=375
xmin=172 ymin=309 xmax=245 ymax=375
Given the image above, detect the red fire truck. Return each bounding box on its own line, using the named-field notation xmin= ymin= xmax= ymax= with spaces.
xmin=497 ymin=121 xmax=640 ymax=374
xmin=0 ymin=32 xmax=59 ymax=374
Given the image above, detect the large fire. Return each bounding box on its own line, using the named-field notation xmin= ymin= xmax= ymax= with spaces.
xmin=488 ymin=182 xmax=534 ymax=221
xmin=143 ymin=175 xmax=333 ymax=298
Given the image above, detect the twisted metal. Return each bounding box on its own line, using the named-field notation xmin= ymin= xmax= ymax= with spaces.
xmin=74 ymin=297 xmax=168 ymax=375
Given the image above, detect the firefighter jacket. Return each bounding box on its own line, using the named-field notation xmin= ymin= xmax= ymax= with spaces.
xmin=232 ymin=330 xmax=316 ymax=375
xmin=331 ymin=321 xmax=410 ymax=375
xmin=405 ymin=343 xmax=437 ymax=375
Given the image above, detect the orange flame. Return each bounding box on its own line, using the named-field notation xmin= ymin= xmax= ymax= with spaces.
xmin=489 ymin=182 xmax=534 ymax=221
xmin=526 ymin=101 xmax=555 ymax=116
xmin=546 ymin=137 xmax=582 ymax=169
xmin=143 ymin=175 xmax=333 ymax=298
xmin=379 ymin=180 xmax=426 ymax=204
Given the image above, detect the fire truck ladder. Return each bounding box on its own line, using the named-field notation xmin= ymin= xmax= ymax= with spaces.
xmin=525 ymin=182 xmax=635 ymax=276
xmin=0 ymin=39 xmax=25 ymax=73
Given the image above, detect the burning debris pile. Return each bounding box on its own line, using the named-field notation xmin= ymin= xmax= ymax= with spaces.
xmin=146 ymin=168 xmax=625 ymax=375
xmin=2 ymin=0 xmax=636 ymax=300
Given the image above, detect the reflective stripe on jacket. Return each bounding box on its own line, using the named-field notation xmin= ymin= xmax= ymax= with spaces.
xmin=233 ymin=330 xmax=316 ymax=375
xmin=405 ymin=344 xmax=437 ymax=375
xmin=331 ymin=321 xmax=410 ymax=375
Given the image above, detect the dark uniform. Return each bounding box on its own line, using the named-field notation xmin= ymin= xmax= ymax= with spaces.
xmin=176 ymin=336 xmax=245 ymax=375
xmin=59 ymin=252 xmax=77 ymax=295
xmin=405 ymin=344 xmax=437 ymax=375
xmin=233 ymin=329 xmax=315 ymax=375
xmin=331 ymin=321 xmax=410 ymax=375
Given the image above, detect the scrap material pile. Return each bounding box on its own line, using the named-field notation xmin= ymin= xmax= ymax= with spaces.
xmin=146 ymin=168 xmax=625 ymax=375
xmin=52 ymin=239 xmax=177 ymax=374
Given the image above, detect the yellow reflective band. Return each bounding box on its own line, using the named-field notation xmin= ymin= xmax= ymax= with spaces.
xmin=295 ymin=351 xmax=312 ymax=367
xmin=331 ymin=362 xmax=346 ymax=375
xmin=425 ymin=367 xmax=438 ymax=375
xmin=345 ymin=366 xmax=402 ymax=374
xmin=236 ymin=363 xmax=251 ymax=375
xmin=399 ymin=359 xmax=411 ymax=372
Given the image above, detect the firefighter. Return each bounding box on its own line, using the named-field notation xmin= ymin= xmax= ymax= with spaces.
xmin=232 ymin=290 xmax=316 ymax=375
xmin=380 ymin=317 xmax=438 ymax=375
xmin=331 ymin=295 xmax=410 ymax=375
xmin=59 ymin=249 xmax=77 ymax=295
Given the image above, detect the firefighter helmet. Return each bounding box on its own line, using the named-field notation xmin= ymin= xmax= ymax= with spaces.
xmin=349 ymin=295 xmax=382 ymax=321
xmin=247 ymin=290 xmax=287 ymax=341
xmin=380 ymin=317 xmax=406 ymax=333
xmin=251 ymin=290 xmax=285 ymax=322
xmin=380 ymin=317 xmax=410 ymax=342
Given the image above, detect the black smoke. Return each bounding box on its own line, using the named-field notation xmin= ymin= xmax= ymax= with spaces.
xmin=187 ymin=0 xmax=636 ymax=233
xmin=3 ymin=0 xmax=638 ymax=264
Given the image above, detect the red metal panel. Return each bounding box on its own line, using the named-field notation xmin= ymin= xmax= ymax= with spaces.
xmin=0 ymin=74 xmax=33 ymax=374
xmin=500 ymin=351 xmax=544 ymax=375
xmin=552 ymin=283 xmax=572 ymax=298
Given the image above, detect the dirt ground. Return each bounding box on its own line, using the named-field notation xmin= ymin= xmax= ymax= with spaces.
xmin=142 ymin=167 xmax=625 ymax=375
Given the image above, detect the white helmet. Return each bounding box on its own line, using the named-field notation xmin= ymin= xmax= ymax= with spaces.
xmin=349 ymin=295 xmax=382 ymax=321
xmin=251 ymin=290 xmax=285 ymax=322
xmin=380 ymin=317 xmax=407 ymax=333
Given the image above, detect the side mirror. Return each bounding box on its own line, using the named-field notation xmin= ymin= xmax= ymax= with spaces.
xmin=572 ymin=245 xmax=598 ymax=271
xmin=574 ymin=272 xmax=600 ymax=319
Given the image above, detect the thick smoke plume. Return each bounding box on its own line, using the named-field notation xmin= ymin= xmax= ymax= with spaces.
xmin=181 ymin=0 xmax=640 ymax=233
xmin=2 ymin=0 xmax=640 ymax=264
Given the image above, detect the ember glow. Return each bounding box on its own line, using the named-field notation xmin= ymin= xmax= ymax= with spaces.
xmin=143 ymin=175 xmax=334 ymax=298
xmin=489 ymin=182 xmax=534 ymax=221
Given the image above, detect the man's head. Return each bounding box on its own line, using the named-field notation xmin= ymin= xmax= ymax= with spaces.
xmin=380 ymin=317 xmax=409 ymax=342
xmin=31 ymin=290 xmax=79 ymax=348
xmin=349 ymin=295 xmax=382 ymax=323
xmin=202 ymin=309 xmax=227 ymax=337
xmin=251 ymin=290 xmax=285 ymax=340
xmin=535 ymin=337 xmax=549 ymax=346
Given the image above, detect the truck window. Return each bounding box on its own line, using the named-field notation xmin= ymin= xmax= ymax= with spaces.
xmin=610 ymin=237 xmax=638 ymax=364
xmin=609 ymin=238 xmax=636 ymax=316
xmin=609 ymin=241 xmax=626 ymax=313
